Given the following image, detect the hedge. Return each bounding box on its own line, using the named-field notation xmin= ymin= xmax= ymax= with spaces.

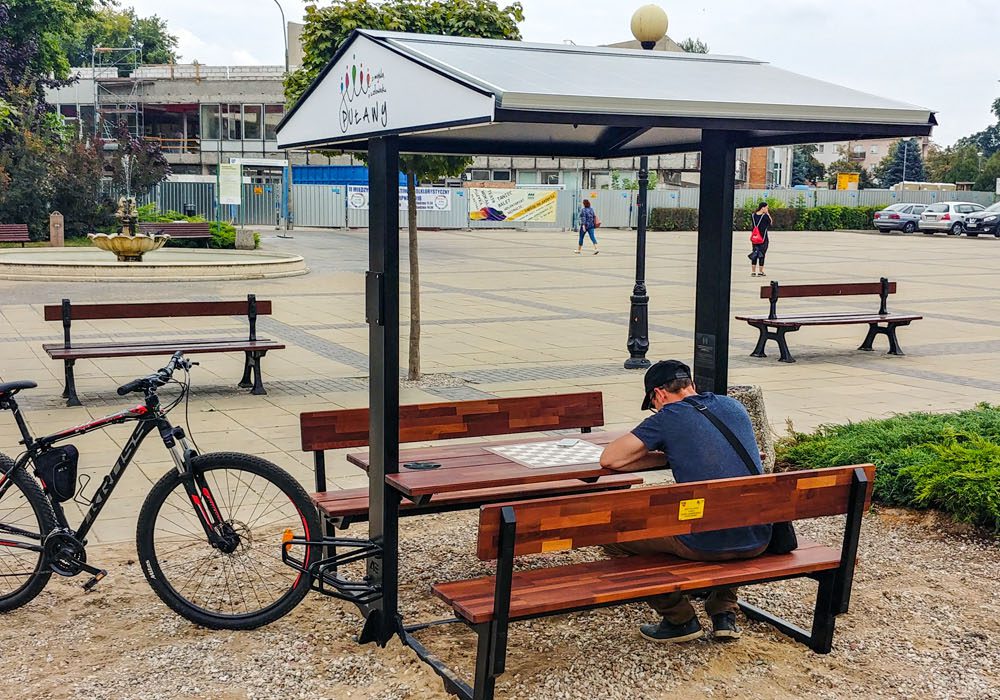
xmin=137 ymin=204 xmax=259 ymax=249
xmin=650 ymin=205 xmax=884 ymax=232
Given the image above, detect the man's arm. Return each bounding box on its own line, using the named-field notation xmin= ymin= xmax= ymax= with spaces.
xmin=600 ymin=433 xmax=668 ymax=472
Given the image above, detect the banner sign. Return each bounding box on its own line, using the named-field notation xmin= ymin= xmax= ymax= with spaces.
xmin=346 ymin=185 xmax=452 ymax=211
xmin=467 ymin=188 xmax=559 ymax=222
xmin=219 ymin=163 xmax=242 ymax=205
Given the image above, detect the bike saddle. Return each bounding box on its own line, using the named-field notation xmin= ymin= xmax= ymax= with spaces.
xmin=0 ymin=380 xmax=38 ymax=398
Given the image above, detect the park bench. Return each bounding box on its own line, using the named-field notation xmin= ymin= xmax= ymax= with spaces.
xmin=735 ymin=278 xmax=922 ymax=363
xmin=304 ymin=392 xmax=641 ymax=531
xmin=138 ymin=221 xmax=212 ymax=246
xmin=42 ymin=294 xmax=284 ymax=406
xmin=0 ymin=224 xmax=30 ymax=247
xmin=416 ymin=464 xmax=875 ymax=700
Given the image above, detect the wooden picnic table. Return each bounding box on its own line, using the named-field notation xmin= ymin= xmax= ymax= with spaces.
xmin=346 ymin=431 xmax=644 ymax=500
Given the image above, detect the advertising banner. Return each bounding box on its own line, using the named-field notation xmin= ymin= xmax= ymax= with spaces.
xmin=347 ymin=185 xmax=452 ymax=211
xmin=219 ymin=163 xmax=242 ymax=205
xmin=467 ymin=188 xmax=559 ymax=222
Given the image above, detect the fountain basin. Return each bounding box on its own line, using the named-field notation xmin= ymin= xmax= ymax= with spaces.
xmin=89 ymin=232 xmax=170 ymax=262
xmin=0 ymin=248 xmax=308 ymax=282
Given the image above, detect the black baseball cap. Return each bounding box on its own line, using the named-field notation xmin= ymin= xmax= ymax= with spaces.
xmin=641 ymin=360 xmax=693 ymax=411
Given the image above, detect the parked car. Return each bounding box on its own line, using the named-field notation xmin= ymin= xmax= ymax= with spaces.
xmin=919 ymin=202 xmax=986 ymax=235
xmin=874 ymin=203 xmax=926 ymax=233
xmin=961 ymin=201 xmax=1000 ymax=237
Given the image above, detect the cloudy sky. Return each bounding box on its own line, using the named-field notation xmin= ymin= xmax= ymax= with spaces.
xmin=126 ymin=0 xmax=1000 ymax=145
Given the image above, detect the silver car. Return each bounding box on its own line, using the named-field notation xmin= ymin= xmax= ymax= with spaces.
xmin=874 ymin=203 xmax=926 ymax=233
xmin=919 ymin=201 xmax=986 ymax=235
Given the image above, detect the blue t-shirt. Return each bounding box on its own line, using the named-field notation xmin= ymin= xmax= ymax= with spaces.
xmin=631 ymin=393 xmax=772 ymax=553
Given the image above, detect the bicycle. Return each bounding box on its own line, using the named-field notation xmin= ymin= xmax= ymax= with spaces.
xmin=0 ymin=351 xmax=321 ymax=630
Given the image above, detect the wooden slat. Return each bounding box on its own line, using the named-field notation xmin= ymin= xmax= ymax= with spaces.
xmin=311 ymin=474 xmax=642 ymax=518
xmin=0 ymin=224 xmax=29 ymax=236
xmin=476 ymin=465 xmax=875 ymax=560
xmin=736 ymin=313 xmax=921 ymax=327
xmin=43 ymin=299 xmax=273 ymax=321
xmin=387 ymin=462 xmax=624 ymax=499
xmin=43 ymin=339 xmax=284 ymax=360
xmin=138 ymin=222 xmax=212 ymax=237
xmin=759 ymin=281 xmax=897 ymax=299
xmin=300 ymin=392 xmax=604 ymax=452
xmin=433 ymin=539 xmax=841 ymax=623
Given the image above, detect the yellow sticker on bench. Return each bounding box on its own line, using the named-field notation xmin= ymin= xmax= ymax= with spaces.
xmin=678 ymin=498 xmax=705 ymax=521
xmin=541 ymin=538 xmax=572 ymax=553
xmin=797 ymin=475 xmax=838 ymax=490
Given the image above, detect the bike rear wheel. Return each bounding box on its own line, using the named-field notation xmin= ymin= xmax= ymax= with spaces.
xmin=136 ymin=452 xmax=321 ymax=630
xmin=0 ymin=453 xmax=55 ymax=612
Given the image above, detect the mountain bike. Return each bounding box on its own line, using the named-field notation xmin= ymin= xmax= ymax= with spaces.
xmin=0 ymin=352 xmax=321 ymax=630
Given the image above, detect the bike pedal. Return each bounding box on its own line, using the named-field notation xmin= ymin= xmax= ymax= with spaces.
xmin=82 ymin=570 xmax=107 ymax=592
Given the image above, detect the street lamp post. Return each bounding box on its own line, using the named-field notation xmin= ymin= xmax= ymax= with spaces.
xmin=271 ymin=0 xmax=294 ymax=234
xmin=624 ymin=4 xmax=668 ymax=369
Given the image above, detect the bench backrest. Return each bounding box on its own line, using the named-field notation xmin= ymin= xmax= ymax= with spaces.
xmin=476 ymin=464 xmax=875 ymax=559
xmin=300 ymin=392 xmax=604 ymax=452
xmin=762 ymin=279 xmax=895 ymax=319
xmin=0 ymin=224 xmax=30 ymax=238
xmin=138 ymin=222 xmax=212 ymax=237
xmin=43 ymin=294 xmax=271 ymax=347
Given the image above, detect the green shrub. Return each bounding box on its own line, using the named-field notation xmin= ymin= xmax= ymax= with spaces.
xmin=648 ymin=208 xmax=698 ymax=231
xmin=776 ymin=404 xmax=1000 ymax=532
xmin=138 ymin=203 xmax=259 ymax=249
xmin=650 ymin=204 xmax=884 ymax=232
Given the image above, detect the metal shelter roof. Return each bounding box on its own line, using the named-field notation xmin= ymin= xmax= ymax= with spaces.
xmin=276 ymin=30 xmax=935 ymax=155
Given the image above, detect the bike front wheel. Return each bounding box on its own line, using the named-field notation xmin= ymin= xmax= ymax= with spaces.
xmin=136 ymin=452 xmax=321 ymax=630
xmin=0 ymin=453 xmax=56 ymax=613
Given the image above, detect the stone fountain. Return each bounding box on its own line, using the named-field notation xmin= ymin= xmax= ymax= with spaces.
xmin=89 ymin=196 xmax=170 ymax=262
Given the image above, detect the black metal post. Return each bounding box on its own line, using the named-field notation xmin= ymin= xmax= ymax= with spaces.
xmin=360 ymin=135 xmax=401 ymax=647
xmin=624 ymin=155 xmax=651 ymax=369
xmin=693 ymin=130 xmax=737 ymax=395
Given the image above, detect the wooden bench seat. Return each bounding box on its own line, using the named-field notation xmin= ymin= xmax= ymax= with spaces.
xmin=736 ymin=278 xmax=921 ymax=362
xmin=42 ymin=295 xmax=282 ymax=405
xmin=313 ymin=474 xmax=641 ymax=527
xmin=434 ymin=539 xmax=839 ymax=624
xmin=0 ymin=224 xmax=30 ymax=246
xmin=302 ymin=392 xmax=636 ymax=530
xmin=138 ymin=221 xmax=212 ymax=246
xmin=409 ymin=464 xmax=875 ymax=700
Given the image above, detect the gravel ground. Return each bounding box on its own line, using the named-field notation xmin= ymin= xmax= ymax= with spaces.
xmin=3 ymin=507 xmax=998 ymax=700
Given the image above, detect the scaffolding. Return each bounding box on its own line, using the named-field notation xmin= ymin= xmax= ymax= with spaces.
xmin=91 ymin=46 xmax=144 ymax=144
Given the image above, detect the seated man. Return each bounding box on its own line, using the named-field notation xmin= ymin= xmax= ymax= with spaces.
xmin=600 ymin=359 xmax=771 ymax=643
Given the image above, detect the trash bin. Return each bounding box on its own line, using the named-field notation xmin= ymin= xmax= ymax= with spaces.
xmin=183 ymin=203 xmax=197 ymax=217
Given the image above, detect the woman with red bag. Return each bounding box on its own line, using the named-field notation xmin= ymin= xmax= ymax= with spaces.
xmin=748 ymin=202 xmax=771 ymax=277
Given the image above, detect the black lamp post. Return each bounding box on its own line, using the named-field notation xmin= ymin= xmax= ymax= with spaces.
xmin=624 ymin=4 xmax=668 ymax=369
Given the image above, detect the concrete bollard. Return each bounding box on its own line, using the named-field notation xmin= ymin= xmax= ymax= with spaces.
xmin=49 ymin=211 xmax=65 ymax=247
xmin=235 ymin=229 xmax=255 ymax=250
xmin=729 ymin=384 xmax=776 ymax=472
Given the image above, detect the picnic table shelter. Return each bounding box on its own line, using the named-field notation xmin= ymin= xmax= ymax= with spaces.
xmin=276 ymin=29 xmax=934 ymax=648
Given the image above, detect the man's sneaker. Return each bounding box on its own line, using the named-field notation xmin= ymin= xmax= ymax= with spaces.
xmin=711 ymin=612 xmax=741 ymax=640
xmin=638 ymin=616 xmax=703 ymax=644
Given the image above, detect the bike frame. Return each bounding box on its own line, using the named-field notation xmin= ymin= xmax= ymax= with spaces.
xmin=0 ymin=389 xmax=226 ymax=549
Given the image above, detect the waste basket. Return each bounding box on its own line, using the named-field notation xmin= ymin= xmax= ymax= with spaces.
xmin=183 ymin=203 xmax=197 ymax=217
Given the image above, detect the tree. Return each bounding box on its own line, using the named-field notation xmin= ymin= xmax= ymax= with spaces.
xmin=974 ymin=151 xmax=1000 ymax=193
xmin=0 ymin=0 xmax=96 ymax=85
xmin=871 ymin=138 xmax=925 ymax=188
xmin=289 ymin=0 xmax=524 ymax=380
xmin=63 ymin=6 xmax=180 ymax=67
xmin=677 ymin=37 xmax=708 ymax=53
xmin=108 ymin=121 xmax=171 ymax=197
xmin=957 ymin=96 xmax=1000 ymax=159
xmin=50 ymin=139 xmax=114 ymax=234
xmin=925 ymin=143 xmax=982 ymax=185
xmin=825 ymin=150 xmax=873 ymax=189
xmin=791 ymin=144 xmax=824 ymax=185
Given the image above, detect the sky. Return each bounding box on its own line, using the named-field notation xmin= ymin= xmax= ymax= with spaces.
xmin=125 ymin=0 xmax=1000 ymax=146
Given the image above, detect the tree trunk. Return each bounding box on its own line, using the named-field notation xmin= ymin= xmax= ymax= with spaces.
xmin=406 ymin=170 xmax=420 ymax=380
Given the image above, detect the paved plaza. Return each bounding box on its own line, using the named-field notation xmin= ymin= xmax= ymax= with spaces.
xmin=1 ymin=226 xmax=998 ymax=543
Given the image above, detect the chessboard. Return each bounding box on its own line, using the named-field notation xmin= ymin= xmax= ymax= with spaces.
xmin=485 ymin=439 xmax=605 ymax=469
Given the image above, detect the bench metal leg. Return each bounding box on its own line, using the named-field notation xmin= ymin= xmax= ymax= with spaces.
xmin=859 ymin=322 xmax=909 ymax=356
xmin=472 ymin=623 xmax=498 ymax=700
xmin=250 ymin=351 xmax=267 ymax=395
xmin=748 ymin=324 xmax=797 ymax=363
xmin=809 ymin=572 xmax=838 ymax=654
xmin=63 ymin=360 xmax=81 ymax=407
xmin=238 ymin=352 xmax=254 ymax=388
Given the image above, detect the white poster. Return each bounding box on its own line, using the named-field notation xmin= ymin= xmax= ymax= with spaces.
xmin=347 ymin=185 xmax=452 ymax=211
xmin=996 ymin=177 xmax=1000 ymax=195
xmin=467 ymin=188 xmax=559 ymax=222
xmin=219 ymin=163 xmax=242 ymax=205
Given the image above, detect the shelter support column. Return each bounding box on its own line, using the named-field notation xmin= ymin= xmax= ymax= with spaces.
xmin=362 ymin=136 xmax=401 ymax=646
xmin=693 ymin=130 xmax=737 ymax=395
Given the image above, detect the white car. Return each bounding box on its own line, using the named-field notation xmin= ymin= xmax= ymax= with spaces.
xmin=919 ymin=202 xmax=986 ymax=235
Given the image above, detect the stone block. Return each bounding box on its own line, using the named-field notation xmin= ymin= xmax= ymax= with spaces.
xmin=235 ymin=229 xmax=256 ymax=250
xmin=49 ymin=211 xmax=65 ymax=247
xmin=728 ymin=384 xmax=775 ymax=472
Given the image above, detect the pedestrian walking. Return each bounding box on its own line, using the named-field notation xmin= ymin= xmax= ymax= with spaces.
xmin=748 ymin=202 xmax=771 ymax=277
xmin=577 ymin=199 xmax=600 ymax=255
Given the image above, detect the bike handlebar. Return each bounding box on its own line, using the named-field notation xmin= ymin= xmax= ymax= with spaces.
xmin=117 ymin=351 xmax=190 ymax=396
